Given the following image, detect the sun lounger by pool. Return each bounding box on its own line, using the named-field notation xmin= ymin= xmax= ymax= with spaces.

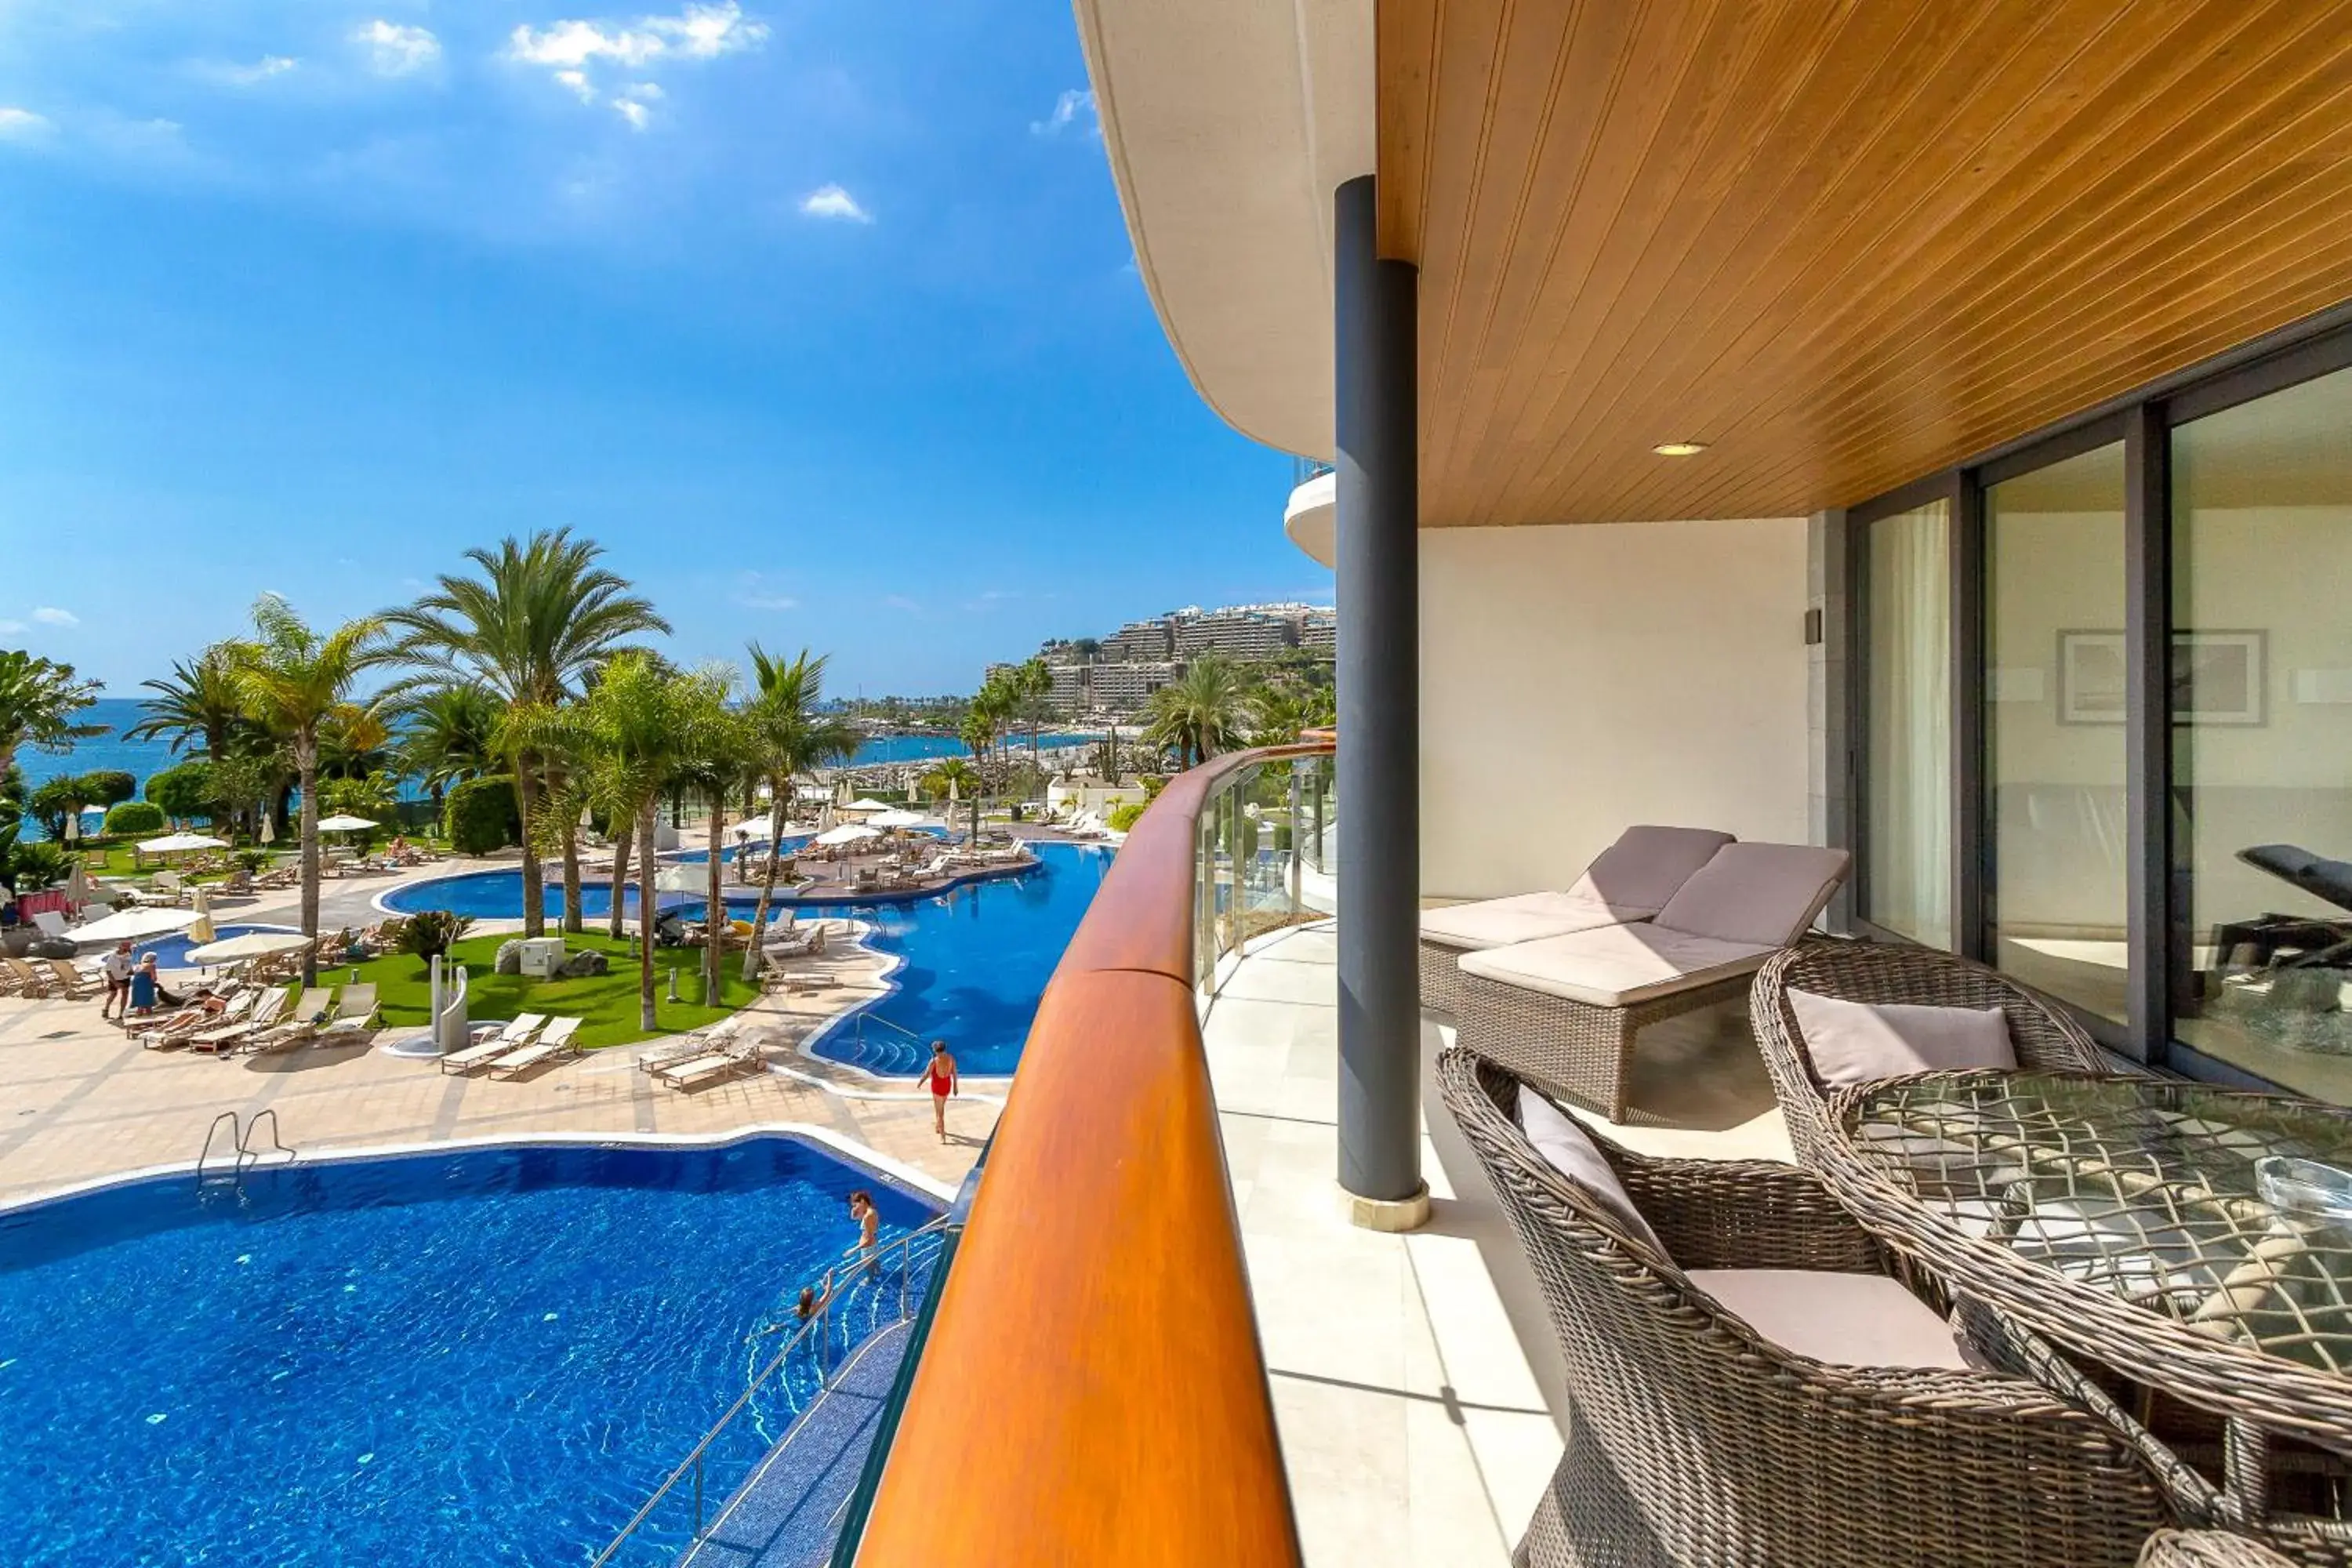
xmin=242 ymin=987 xmax=325 ymax=1052
xmin=439 ymin=1012 xmax=545 ymax=1073
xmin=190 ymin=986 xmax=291 ymax=1054
xmin=314 ymin=983 xmax=381 ymax=1044
xmin=651 ymin=1033 xmax=768 ymax=1090
xmin=638 ymin=1017 xmax=744 ymax=1073
xmin=143 ymin=989 xmax=256 ymax=1050
xmin=485 ymin=1015 xmax=584 ymax=1078
xmin=1418 ymin=826 xmax=1737 ymax=1014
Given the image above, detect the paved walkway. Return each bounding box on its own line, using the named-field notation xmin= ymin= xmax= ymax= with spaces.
xmin=1205 ymin=921 xmax=1788 ymax=1567
xmin=0 ymin=856 xmax=995 ymax=1207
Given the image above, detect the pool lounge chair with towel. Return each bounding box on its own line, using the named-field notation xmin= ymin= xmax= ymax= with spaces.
xmin=485 ymin=1014 xmax=584 ymax=1078
xmin=189 ymin=986 xmax=291 ymax=1054
xmin=652 ymin=1029 xmax=770 ymax=1090
xmin=439 ymin=1012 xmax=543 ymax=1073
xmin=1454 ymin=842 xmax=1850 ymax=1122
xmin=1418 ymin=826 xmax=1737 ymax=1014
xmin=141 ymin=989 xmax=256 ymax=1049
xmin=242 ymin=987 xmax=323 ymax=1053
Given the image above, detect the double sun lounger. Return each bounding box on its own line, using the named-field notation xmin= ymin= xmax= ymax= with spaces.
xmin=1421 ymin=826 xmax=1851 ymax=1122
xmin=637 ymin=1015 xmax=773 ymax=1090
xmin=138 ymin=982 xmax=383 ymax=1054
xmin=438 ymin=1013 xmax=585 ymax=1077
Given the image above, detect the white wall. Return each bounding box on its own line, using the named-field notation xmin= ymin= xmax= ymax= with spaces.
xmin=1420 ymin=519 xmax=1813 ymax=898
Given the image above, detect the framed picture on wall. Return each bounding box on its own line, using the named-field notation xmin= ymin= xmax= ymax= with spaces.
xmin=2056 ymin=629 xmax=2267 ymax=725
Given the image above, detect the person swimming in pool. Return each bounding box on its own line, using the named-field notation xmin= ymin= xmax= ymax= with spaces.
xmin=845 ymin=1190 xmax=880 ymax=1278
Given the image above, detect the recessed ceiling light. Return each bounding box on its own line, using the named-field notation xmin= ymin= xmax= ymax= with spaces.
xmin=1653 ymin=441 xmax=1708 ymax=457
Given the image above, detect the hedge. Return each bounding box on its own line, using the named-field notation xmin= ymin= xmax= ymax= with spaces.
xmin=81 ymin=770 xmax=138 ymax=807
xmin=105 ymin=800 xmax=166 ymax=835
xmin=445 ymin=774 xmax=521 ymax=855
xmin=145 ymin=760 xmax=216 ymax=823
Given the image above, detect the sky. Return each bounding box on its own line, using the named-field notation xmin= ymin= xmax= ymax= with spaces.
xmin=0 ymin=0 xmax=1330 ymax=699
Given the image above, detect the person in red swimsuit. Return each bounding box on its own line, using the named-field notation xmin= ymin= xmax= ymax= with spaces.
xmin=924 ymin=1039 xmax=959 ymax=1143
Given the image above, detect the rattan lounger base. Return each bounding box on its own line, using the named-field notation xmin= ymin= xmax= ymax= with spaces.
xmin=1454 ymin=967 xmax=1755 ymax=1123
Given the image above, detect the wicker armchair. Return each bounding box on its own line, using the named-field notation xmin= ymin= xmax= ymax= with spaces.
xmin=2139 ymin=1534 xmax=2303 ymax=1568
xmin=1436 ymin=1047 xmax=2172 ymax=1568
xmin=1751 ymin=938 xmax=2111 ymax=1165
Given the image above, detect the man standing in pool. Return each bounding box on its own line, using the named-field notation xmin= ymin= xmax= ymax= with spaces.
xmin=924 ymin=1039 xmax=958 ymax=1144
xmin=847 ymin=1191 xmax=881 ymax=1278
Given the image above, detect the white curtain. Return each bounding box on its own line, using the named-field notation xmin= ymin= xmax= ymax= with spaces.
xmin=1867 ymin=503 xmax=1952 ymax=949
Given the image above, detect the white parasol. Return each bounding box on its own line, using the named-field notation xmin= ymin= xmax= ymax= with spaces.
xmin=70 ymin=906 xmax=198 ymax=947
xmin=812 ymin=823 xmax=881 ymax=847
xmin=140 ymin=832 xmax=230 ymax=855
xmin=843 ymin=797 xmax=893 ymax=815
xmin=184 ymin=930 xmax=310 ymax=966
xmin=187 ymin=886 xmax=217 ymax=946
xmin=867 ymin=809 xmax=927 ymax=829
xmin=259 ymin=812 xmax=275 ymax=844
xmin=316 ymin=814 xmax=379 ymax=833
xmin=654 ymin=862 xmax=702 ymax=895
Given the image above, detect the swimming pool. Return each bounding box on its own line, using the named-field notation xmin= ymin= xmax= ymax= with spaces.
xmin=127 ymin=922 xmax=300 ymax=971
xmin=383 ymin=841 xmax=1112 ymax=1076
xmin=0 ymin=1138 xmax=938 ymax=1568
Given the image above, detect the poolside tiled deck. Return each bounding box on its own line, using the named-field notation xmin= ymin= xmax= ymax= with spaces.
xmin=1206 ymin=921 xmax=1789 ymax=1566
xmin=0 ymin=859 xmax=994 ymax=1207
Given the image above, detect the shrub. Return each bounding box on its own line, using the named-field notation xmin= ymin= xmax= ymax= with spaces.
xmin=1 ymin=840 xmax=74 ymax=891
xmin=146 ymin=760 xmax=216 ymax=825
xmin=394 ymin=909 xmax=473 ymax=959
xmin=234 ymin=849 xmax=271 ymax=874
xmin=445 ymin=774 xmax=521 ymax=855
xmin=1107 ymin=800 xmax=1148 ymax=833
xmin=104 ymin=800 xmax=165 ymax=836
xmin=82 ymin=770 xmax=137 ymax=808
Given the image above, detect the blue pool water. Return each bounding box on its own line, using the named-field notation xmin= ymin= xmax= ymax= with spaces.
xmin=383 ymin=841 xmax=1112 ymax=1076
xmin=126 ymin=923 xmax=299 ymax=971
xmin=0 ymin=1138 xmax=937 ymax=1568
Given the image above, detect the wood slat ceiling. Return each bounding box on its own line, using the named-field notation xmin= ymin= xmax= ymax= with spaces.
xmin=1377 ymin=0 xmax=2352 ymax=527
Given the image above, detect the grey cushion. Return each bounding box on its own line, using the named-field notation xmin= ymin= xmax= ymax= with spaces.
xmin=1786 ymin=987 xmax=2019 ymax=1090
xmin=1567 ymin=825 xmax=1737 ymax=911
xmin=1419 ymin=890 xmax=1657 ymax=952
xmin=1686 ymin=1268 xmax=1976 ymax=1370
xmin=1517 ymin=1085 xmax=1671 ymax=1259
xmin=1655 ymin=842 xmax=1852 ymax=946
xmin=1459 ymin=924 xmax=1774 ymax=1007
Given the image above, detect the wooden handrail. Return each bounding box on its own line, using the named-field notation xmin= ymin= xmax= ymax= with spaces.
xmin=854 ymin=740 xmax=1328 ymax=1568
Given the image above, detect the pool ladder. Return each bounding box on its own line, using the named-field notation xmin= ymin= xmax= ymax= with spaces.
xmin=194 ymin=1110 xmax=296 ymax=1187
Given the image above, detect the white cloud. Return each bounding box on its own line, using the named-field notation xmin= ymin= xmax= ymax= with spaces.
xmin=1031 ymin=88 xmax=1097 ymax=138
xmin=740 ymin=590 xmax=797 ymax=610
xmin=554 ymin=67 xmax=597 ymax=102
xmin=0 ymin=107 xmax=53 ymax=140
xmin=799 ymin=183 xmax=870 ymax=223
xmin=356 ymin=20 xmax=440 ymax=77
xmin=205 ymin=56 xmax=299 ymax=87
xmin=31 ymin=607 xmax=79 ymax=627
xmin=611 ymin=81 xmax=662 ymax=128
xmin=0 ymin=620 xmax=24 ymax=635
xmin=509 ymin=4 xmax=766 ymax=69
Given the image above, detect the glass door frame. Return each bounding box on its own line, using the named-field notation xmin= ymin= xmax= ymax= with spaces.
xmin=1841 ymin=307 xmax=2352 ymax=1083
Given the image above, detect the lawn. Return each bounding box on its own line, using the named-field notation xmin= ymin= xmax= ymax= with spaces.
xmin=352 ymin=930 xmax=763 ymax=1050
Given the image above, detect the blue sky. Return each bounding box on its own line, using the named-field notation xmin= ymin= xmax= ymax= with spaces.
xmin=0 ymin=0 xmax=1327 ymax=698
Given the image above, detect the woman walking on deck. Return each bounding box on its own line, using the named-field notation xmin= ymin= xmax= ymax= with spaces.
xmin=925 ymin=1040 xmax=958 ymax=1143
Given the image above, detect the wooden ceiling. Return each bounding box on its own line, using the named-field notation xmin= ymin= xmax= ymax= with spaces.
xmin=1377 ymin=0 xmax=2352 ymax=527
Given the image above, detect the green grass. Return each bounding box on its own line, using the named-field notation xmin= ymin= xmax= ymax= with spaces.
xmin=345 ymin=930 xmax=760 ymax=1050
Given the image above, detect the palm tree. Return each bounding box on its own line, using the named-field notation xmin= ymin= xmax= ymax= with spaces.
xmin=737 ymin=646 xmax=859 ymax=978
xmin=922 ymin=757 xmax=983 ymax=845
xmin=506 ymin=652 xmax=731 ymax=1031
xmin=671 ymin=702 xmax=753 ymax=1006
xmin=385 ymin=529 xmax=670 ymax=938
xmin=394 ymin=683 xmax=504 ymax=812
xmin=1016 ymin=655 xmax=1053 ymax=774
xmin=221 ymin=597 xmax=389 ymax=985
xmin=1143 ymin=654 xmax=1251 ymax=768
xmin=0 ymin=650 xmax=104 ymax=782
xmin=125 ymin=644 xmax=243 ymax=758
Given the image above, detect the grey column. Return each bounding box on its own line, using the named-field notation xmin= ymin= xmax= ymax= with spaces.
xmin=1333 ymin=174 xmax=1423 ymax=1209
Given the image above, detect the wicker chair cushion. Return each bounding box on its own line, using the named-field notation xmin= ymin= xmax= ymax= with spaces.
xmin=1418 ymin=891 xmax=1657 ymax=952
xmin=1458 ymin=923 xmax=1773 ymax=1007
xmin=1786 ymin=986 xmax=2019 ymax=1089
xmin=1516 ymin=1085 xmax=1671 ymax=1258
xmin=1653 ymin=842 xmax=1852 ymax=946
xmin=1686 ymin=1268 xmax=1977 ymax=1371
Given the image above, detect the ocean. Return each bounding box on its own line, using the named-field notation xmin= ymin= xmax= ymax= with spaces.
xmin=9 ymin=700 xmax=1100 ymax=840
